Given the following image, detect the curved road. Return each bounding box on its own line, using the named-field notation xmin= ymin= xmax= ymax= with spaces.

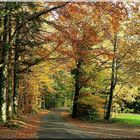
xmin=37 ymin=108 xmax=140 ymax=139
xmin=37 ymin=109 xmax=96 ymax=139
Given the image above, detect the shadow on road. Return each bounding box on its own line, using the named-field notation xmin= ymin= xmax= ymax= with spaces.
xmin=37 ymin=108 xmax=96 ymax=138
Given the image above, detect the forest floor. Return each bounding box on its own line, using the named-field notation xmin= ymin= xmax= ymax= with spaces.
xmin=0 ymin=110 xmax=49 ymax=138
xmin=59 ymin=109 xmax=140 ymax=138
xmin=0 ymin=109 xmax=140 ymax=138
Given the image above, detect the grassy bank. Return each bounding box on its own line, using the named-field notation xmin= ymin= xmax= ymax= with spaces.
xmin=111 ymin=113 xmax=140 ymax=125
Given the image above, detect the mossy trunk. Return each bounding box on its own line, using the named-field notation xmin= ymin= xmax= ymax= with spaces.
xmin=13 ymin=16 xmax=20 ymax=116
xmin=0 ymin=3 xmax=9 ymax=123
xmin=7 ymin=9 xmax=13 ymax=120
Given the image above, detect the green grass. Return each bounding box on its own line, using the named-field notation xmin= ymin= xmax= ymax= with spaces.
xmin=111 ymin=113 xmax=140 ymax=125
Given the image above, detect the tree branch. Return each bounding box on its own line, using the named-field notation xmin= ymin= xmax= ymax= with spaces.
xmin=10 ymin=3 xmax=68 ymax=43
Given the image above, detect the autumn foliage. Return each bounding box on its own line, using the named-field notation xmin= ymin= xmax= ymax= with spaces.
xmin=78 ymin=93 xmax=105 ymax=120
xmin=0 ymin=2 xmax=140 ymax=124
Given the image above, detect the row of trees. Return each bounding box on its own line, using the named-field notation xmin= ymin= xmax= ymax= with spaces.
xmin=0 ymin=2 xmax=140 ymax=123
xmin=0 ymin=2 xmax=67 ymax=123
xmin=43 ymin=2 xmax=140 ymax=120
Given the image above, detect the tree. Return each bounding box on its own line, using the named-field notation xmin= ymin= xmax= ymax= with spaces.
xmin=0 ymin=2 xmax=68 ymax=123
xmin=46 ymin=2 xmax=128 ymax=119
xmin=0 ymin=3 xmax=9 ymax=123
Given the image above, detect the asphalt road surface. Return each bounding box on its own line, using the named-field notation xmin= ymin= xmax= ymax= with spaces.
xmin=37 ymin=108 xmax=96 ymax=139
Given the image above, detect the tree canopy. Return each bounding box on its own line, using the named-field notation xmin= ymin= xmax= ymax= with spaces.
xmin=0 ymin=1 xmax=140 ymax=123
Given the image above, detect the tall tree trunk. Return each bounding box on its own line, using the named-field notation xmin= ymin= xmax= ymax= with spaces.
xmin=7 ymin=9 xmax=13 ymax=120
xmin=104 ymin=36 xmax=117 ymax=120
xmin=104 ymin=58 xmax=115 ymax=120
xmin=72 ymin=60 xmax=82 ymax=119
xmin=0 ymin=3 xmax=9 ymax=123
xmin=13 ymin=16 xmax=20 ymax=116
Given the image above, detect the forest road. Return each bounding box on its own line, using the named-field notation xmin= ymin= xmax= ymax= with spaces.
xmin=37 ymin=108 xmax=96 ymax=139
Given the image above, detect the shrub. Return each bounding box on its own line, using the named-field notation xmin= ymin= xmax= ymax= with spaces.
xmin=77 ymin=93 xmax=105 ymax=120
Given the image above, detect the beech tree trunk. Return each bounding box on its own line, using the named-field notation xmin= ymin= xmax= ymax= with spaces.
xmin=13 ymin=17 xmax=20 ymax=116
xmin=104 ymin=36 xmax=117 ymax=120
xmin=72 ymin=60 xmax=82 ymax=119
xmin=0 ymin=4 xmax=9 ymax=123
xmin=7 ymin=9 xmax=13 ymax=120
xmin=104 ymin=58 xmax=115 ymax=120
